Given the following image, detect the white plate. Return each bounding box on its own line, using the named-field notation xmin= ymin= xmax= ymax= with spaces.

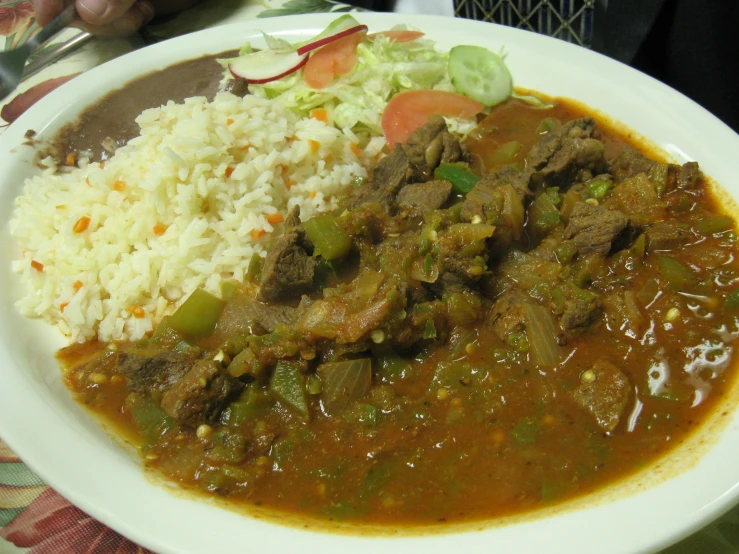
xmin=2 ymin=13 xmax=739 ymax=554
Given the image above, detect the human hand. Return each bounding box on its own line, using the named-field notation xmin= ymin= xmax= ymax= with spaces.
xmin=32 ymin=0 xmax=198 ymax=37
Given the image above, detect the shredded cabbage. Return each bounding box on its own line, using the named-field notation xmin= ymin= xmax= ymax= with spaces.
xmin=220 ymin=30 xmax=456 ymax=140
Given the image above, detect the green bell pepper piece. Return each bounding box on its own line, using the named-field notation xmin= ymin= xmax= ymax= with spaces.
xmin=270 ymin=360 xmax=310 ymax=419
xmin=434 ymin=163 xmax=480 ymax=195
xmin=169 ymin=288 xmax=224 ymax=337
xmin=303 ymin=214 xmax=352 ymax=260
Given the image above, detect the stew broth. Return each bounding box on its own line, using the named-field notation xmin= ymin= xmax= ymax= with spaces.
xmin=58 ymin=93 xmax=739 ymax=527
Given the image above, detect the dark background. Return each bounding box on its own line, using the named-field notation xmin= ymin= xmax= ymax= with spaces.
xmin=628 ymin=0 xmax=738 ymax=132
xmin=349 ymin=0 xmax=739 ymax=132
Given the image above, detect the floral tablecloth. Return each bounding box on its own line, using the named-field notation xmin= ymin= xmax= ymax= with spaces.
xmin=1 ymin=0 xmax=739 ymax=551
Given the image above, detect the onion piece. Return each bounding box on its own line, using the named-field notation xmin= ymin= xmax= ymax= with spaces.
xmin=636 ymin=276 xmax=662 ymax=307
xmin=339 ymin=298 xmax=392 ymax=343
xmin=317 ymin=358 xmax=372 ymax=414
xmin=295 ymin=299 xmax=343 ymax=339
xmin=229 ymin=49 xmax=309 ymax=84
xmin=498 ymin=184 xmax=525 ymax=240
xmin=522 ymin=303 xmax=562 ymax=366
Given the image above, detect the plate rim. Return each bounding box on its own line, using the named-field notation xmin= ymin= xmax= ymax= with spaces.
xmin=1 ymin=12 xmax=739 ymax=554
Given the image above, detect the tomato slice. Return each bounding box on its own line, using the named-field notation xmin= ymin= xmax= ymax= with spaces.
xmin=367 ymin=30 xmax=425 ymax=42
xmin=304 ymin=30 xmax=367 ymax=89
xmin=303 ymin=52 xmax=335 ymax=89
xmin=381 ymin=90 xmax=484 ymax=148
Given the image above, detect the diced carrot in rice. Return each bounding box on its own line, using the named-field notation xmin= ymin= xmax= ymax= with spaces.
xmin=73 ymin=217 xmax=91 ymax=233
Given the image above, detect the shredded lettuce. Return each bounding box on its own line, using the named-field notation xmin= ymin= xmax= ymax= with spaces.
xmin=512 ymin=91 xmax=555 ymax=109
xmin=220 ymin=30 xmax=454 ymax=140
xmin=261 ymin=31 xmax=293 ymax=52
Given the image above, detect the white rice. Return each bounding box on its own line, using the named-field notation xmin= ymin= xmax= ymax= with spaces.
xmin=10 ymin=92 xmax=375 ymax=343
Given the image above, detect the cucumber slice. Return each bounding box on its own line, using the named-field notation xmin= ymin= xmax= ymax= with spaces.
xmin=448 ymin=45 xmax=512 ymax=107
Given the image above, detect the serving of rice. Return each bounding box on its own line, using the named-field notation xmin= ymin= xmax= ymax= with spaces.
xmin=10 ymin=92 xmax=382 ymax=343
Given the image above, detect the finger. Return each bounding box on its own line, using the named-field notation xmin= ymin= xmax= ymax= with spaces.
xmin=75 ymin=0 xmax=138 ymax=26
xmin=32 ymin=0 xmax=69 ymax=26
xmin=76 ymin=0 xmax=153 ymax=36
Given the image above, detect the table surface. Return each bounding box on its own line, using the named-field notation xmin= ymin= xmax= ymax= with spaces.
xmin=1 ymin=0 xmax=739 ymax=551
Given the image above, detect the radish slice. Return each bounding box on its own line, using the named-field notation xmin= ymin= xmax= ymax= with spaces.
xmin=229 ymin=49 xmax=309 ymax=84
xmin=296 ymin=24 xmax=368 ymax=56
xmin=227 ymin=15 xmax=367 ymax=85
xmin=293 ymin=14 xmax=366 ymax=55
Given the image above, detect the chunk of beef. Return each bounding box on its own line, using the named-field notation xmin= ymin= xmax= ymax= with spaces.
xmin=535 ymin=137 xmax=608 ymax=189
xmin=489 ymin=291 xmax=529 ymax=342
xmin=118 ymin=351 xmax=196 ymax=394
xmin=572 ymin=359 xmax=630 ymax=432
xmin=346 ymin=119 xmax=464 ymax=213
xmin=677 ymin=161 xmax=701 ymax=189
xmin=563 ymin=202 xmax=629 ymax=256
xmin=560 ymin=293 xmax=602 ymax=330
xmin=433 ymin=255 xmax=479 ymax=295
xmin=370 ymin=146 xmax=411 ymax=194
xmin=396 ymin=180 xmax=452 ymax=211
xmin=563 ymin=117 xmax=598 ymax=140
xmin=610 ymin=146 xmax=657 ymax=182
xmin=427 ymin=223 xmax=495 ymax=296
xmin=612 ymin=149 xmax=701 ymax=192
xmin=401 ymin=116 xmax=445 ymax=176
xmin=524 ymin=117 xmax=607 ymax=190
xmin=494 ymin=250 xmax=562 ymax=296
xmin=440 ymin=132 xmax=463 ymax=164
xmin=218 ymin=295 xmax=298 ymax=339
xmin=258 ymin=230 xmax=316 ymax=302
xmin=498 ymin=165 xmax=535 ymax=204
xmin=527 ymin=133 xmax=561 ymax=173
xmin=461 ymin=165 xmax=532 ymax=223
xmin=346 ymin=187 xmax=396 ymax=213
xmin=645 ymin=219 xmax=694 ymax=252
xmin=246 ymin=302 xmax=297 ymax=332
xmin=281 ymin=205 xmax=313 ymax=251
xmin=401 ymin=116 xmax=446 ymax=155
xmin=432 ymin=269 xmax=473 ymax=297
xmin=526 ymin=117 xmax=597 ymax=171
xmin=417 ymin=244 xmax=478 ymax=298
xmin=345 ymin=147 xmax=411 ymax=212
xmin=160 ymin=360 xmax=244 ymax=427
xmin=284 ymin=205 xmax=301 ymax=229
xmin=217 ymin=298 xmax=263 ymax=339
xmin=224 ymin=78 xmax=249 ymax=97
xmin=401 ymin=116 xmax=464 ymax=181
